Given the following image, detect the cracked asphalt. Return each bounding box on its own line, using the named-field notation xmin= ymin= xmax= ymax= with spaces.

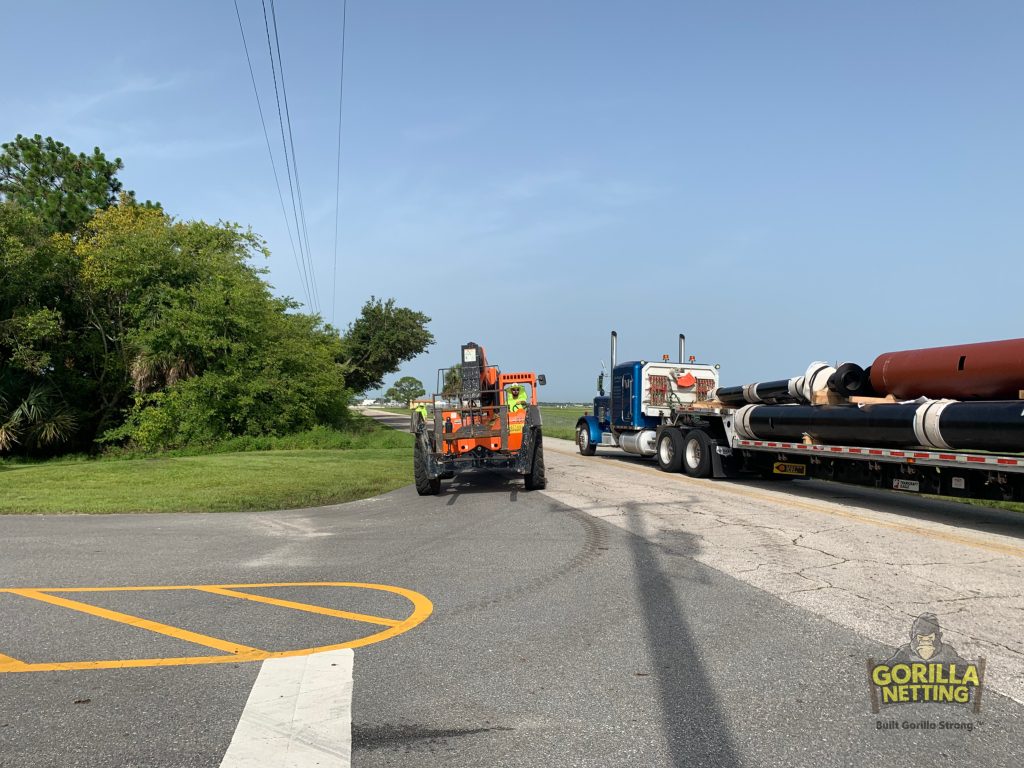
xmin=538 ymin=435 xmax=1024 ymax=707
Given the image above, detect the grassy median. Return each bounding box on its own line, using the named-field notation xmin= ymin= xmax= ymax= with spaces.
xmin=0 ymin=423 xmax=413 ymax=514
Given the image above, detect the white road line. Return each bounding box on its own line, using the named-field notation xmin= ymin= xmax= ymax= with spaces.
xmin=220 ymin=649 xmax=354 ymax=768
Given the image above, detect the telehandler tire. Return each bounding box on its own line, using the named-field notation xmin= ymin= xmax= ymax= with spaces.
xmin=414 ymin=440 xmax=441 ymax=496
xmin=525 ymin=435 xmax=547 ymax=490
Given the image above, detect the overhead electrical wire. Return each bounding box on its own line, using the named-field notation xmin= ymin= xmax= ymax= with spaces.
xmin=331 ymin=0 xmax=348 ymax=326
xmin=231 ymin=0 xmax=312 ymax=310
xmin=261 ymin=0 xmax=320 ymax=314
xmin=268 ymin=0 xmax=320 ymax=315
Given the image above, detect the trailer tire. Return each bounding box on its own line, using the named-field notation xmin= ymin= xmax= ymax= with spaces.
xmin=656 ymin=429 xmax=683 ymax=473
xmin=414 ymin=440 xmax=441 ymax=496
xmin=682 ymin=430 xmax=713 ymax=478
xmin=576 ymin=423 xmax=597 ymax=456
xmin=525 ymin=435 xmax=547 ymax=490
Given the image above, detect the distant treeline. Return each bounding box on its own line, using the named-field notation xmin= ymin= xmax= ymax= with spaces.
xmin=0 ymin=134 xmax=432 ymax=456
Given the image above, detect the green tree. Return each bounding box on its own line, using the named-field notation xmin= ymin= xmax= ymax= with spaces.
xmin=0 ymin=134 xmax=134 ymax=234
xmin=0 ymin=201 xmax=86 ymax=452
xmin=0 ymin=135 xmax=436 ymax=455
xmin=339 ymin=297 xmax=434 ymax=393
xmin=385 ymin=376 xmax=425 ymax=405
xmin=442 ymin=365 xmax=462 ymax=397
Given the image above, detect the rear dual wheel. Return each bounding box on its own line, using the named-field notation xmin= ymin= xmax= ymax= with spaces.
xmin=682 ymin=430 xmax=713 ymax=478
xmin=656 ymin=430 xmax=683 ymax=473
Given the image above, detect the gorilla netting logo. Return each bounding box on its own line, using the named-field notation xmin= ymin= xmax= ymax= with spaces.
xmin=867 ymin=613 xmax=985 ymax=714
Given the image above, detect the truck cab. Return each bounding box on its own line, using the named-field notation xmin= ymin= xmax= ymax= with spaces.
xmin=576 ymin=332 xmax=720 ymax=457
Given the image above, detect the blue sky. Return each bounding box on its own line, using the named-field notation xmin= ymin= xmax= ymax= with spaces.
xmin=3 ymin=1 xmax=1022 ymax=401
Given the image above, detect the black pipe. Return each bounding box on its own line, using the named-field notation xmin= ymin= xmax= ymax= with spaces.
xmin=716 ymin=378 xmax=801 ymax=406
xmin=736 ymin=403 xmax=920 ymax=447
xmin=933 ymin=401 xmax=1024 ymax=452
xmin=827 ymin=362 xmax=876 ymax=398
xmin=735 ymin=401 xmax=1024 ymax=453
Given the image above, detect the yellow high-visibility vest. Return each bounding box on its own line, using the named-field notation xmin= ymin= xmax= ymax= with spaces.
xmin=506 ymin=389 xmax=527 ymax=412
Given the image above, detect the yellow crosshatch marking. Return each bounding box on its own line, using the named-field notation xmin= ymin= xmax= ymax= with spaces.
xmin=0 ymin=581 xmax=432 ymax=674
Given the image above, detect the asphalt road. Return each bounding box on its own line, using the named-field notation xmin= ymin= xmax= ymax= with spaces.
xmin=0 ymin=411 xmax=1021 ymax=766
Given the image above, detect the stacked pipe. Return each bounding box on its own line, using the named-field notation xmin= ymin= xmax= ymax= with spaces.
xmin=868 ymin=338 xmax=1024 ymax=400
xmin=720 ymin=338 xmax=1024 ymax=454
xmin=734 ymin=400 xmax=1024 ymax=453
xmin=713 ymin=362 xmax=835 ymax=406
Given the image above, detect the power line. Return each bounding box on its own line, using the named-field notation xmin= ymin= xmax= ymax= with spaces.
xmin=261 ymin=0 xmax=320 ymax=314
xmin=268 ymin=0 xmax=320 ymax=316
xmin=331 ymin=0 xmax=348 ymax=326
xmin=231 ymin=0 xmax=312 ymax=310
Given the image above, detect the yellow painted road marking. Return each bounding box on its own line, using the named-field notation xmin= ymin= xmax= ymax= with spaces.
xmin=9 ymin=589 xmax=261 ymax=655
xmin=547 ymin=445 xmax=1024 ymax=559
xmin=195 ymin=586 xmax=400 ymax=627
xmin=0 ymin=582 xmax=432 ymax=674
xmin=0 ymin=651 xmax=29 ymax=673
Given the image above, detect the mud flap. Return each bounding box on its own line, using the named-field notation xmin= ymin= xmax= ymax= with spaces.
xmin=711 ymin=441 xmax=740 ymax=479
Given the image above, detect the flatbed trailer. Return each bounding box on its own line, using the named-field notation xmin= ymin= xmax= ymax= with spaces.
xmin=576 ymin=332 xmax=1024 ymax=504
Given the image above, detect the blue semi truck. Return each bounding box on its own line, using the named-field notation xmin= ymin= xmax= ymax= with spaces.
xmin=574 ymin=331 xmax=1024 ymax=502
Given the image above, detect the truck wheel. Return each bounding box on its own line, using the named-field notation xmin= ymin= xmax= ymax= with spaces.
xmin=525 ymin=436 xmax=547 ymax=490
xmin=414 ymin=440 xmax=441 ymax=496
xmin=682 ymin=430 xmax=713 ymax=478
xmin=576 ymin=423 xmax=597 ymax=456
xmin=656 ymin=430 xmax=684 ymax=473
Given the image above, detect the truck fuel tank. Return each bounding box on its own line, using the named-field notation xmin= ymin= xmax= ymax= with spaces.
xmin=619 ymin=430 xmax=657 ymax=456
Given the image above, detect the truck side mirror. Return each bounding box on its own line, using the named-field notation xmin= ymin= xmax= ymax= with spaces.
xmin=537 ymin=374 xmax=547 ymax=385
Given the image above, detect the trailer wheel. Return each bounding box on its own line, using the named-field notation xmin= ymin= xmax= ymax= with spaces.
xmin=525 ymin=435 xmax=547 ymax=490
xmin=414 ymin=440 xmax=441 ymax=496
xmin=576 ymin=423 xmax=597 ymax=456
xmin=682 ymin=430 xmax=713 ymax=478
xmin=656 ymin=430 xmax=683 ymax=473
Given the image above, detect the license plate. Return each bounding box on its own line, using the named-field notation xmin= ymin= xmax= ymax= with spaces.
xmin=892 ymin=479 xmax=920 ymax=492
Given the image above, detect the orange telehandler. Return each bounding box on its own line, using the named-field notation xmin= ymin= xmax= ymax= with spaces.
xmin=413 ymin=342 xmax=547 ymax=495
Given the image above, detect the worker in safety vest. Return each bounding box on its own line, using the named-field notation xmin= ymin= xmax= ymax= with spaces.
xmin=412 ymin=402 xmax=429 ymax=422
xmin=506 ymin=383 xmax=528 ymax=413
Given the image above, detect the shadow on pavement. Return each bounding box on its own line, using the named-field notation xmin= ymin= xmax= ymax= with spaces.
xmin=623 ymin=502 xmax=740 ymax=767
xmin=439 ymin=471 xmax=524 ymax=505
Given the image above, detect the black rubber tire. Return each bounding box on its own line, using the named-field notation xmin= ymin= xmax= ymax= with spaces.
xmin=682 ymin=430 xmax=713 ymax=478
xmin=525 ymin=435 xmax=547 ymax=490
xmin=656 ymin=429 xmax=684 ymax=473
xmin=414 ymin=440 xmax=441 ymax=495
xmin=576 ymin=423 xmax=597 ymax=456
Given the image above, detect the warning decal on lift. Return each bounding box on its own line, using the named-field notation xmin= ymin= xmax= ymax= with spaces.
xmin=773 ymin=462 xmax=807 ymax=477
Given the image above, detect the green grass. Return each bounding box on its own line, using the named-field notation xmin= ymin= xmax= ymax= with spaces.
xmin=0 ymin=426 xmax=414 ymax=514
xmin=538 ymin=406 xmax=588 ymax=440
xmin=927 ymin=495 xmax=1024 ymax=514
